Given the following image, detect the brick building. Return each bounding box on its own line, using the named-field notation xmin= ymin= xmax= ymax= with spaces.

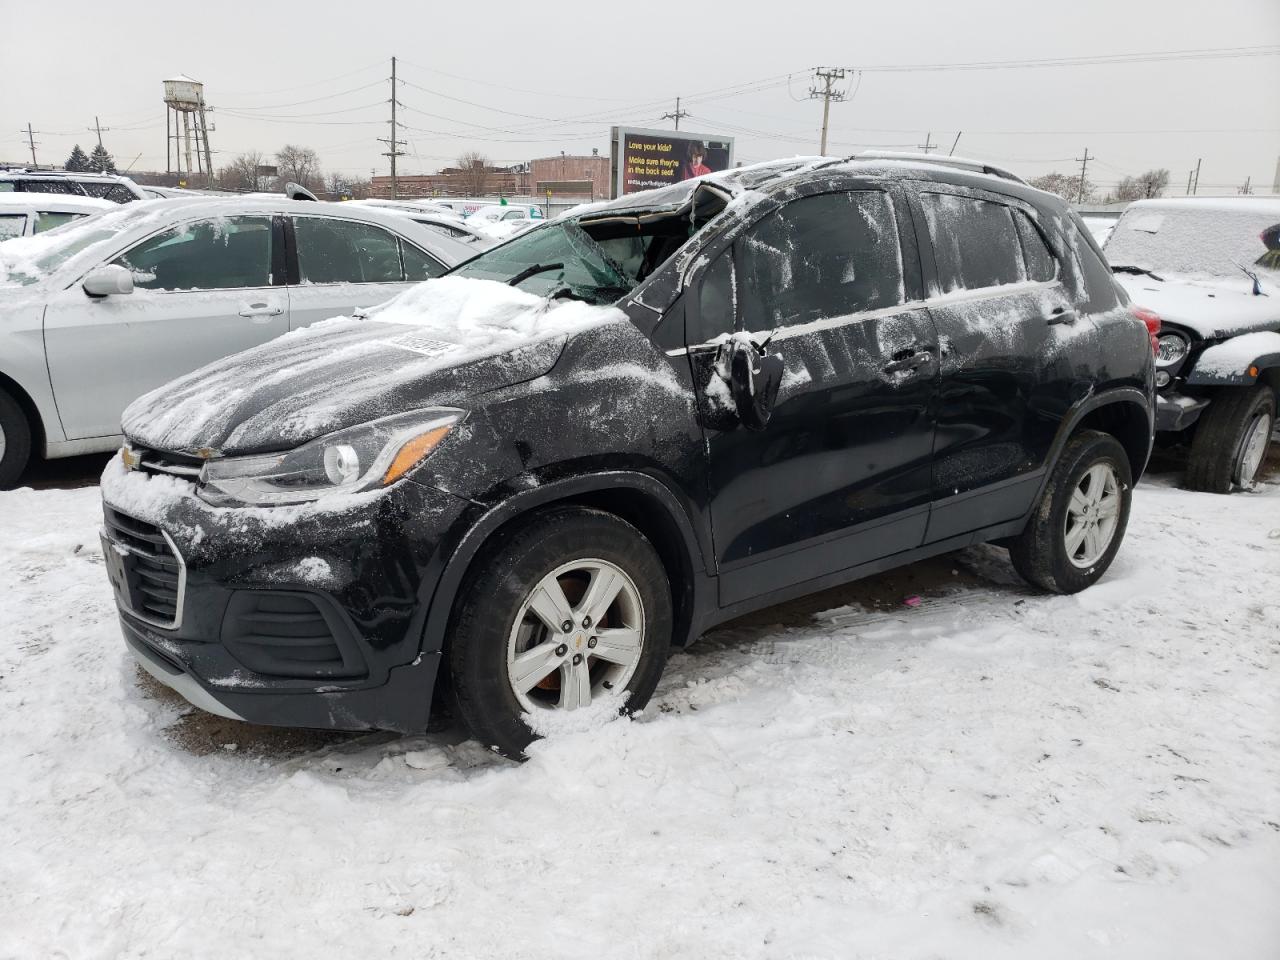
xmin=369 ymin=162 xmax=531 ymax=199
xmin=530 ymin=153 xmax=611 ymax=201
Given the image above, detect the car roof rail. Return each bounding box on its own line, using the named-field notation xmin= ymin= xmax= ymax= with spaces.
xmin=853 ymin=150 xmax=1028 ymax=185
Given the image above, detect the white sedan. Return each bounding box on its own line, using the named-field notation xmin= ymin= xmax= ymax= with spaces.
xmin=0 ymin=193 xmax=115 ymax=239
xmin=0 ymin=196 xmax=474 ymax=486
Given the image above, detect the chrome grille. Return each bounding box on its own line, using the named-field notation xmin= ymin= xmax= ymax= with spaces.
xmin=102 ymin=507 xmax=186 ymax=629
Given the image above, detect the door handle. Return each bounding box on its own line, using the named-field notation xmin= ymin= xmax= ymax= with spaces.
xmin=1047 ymin=307 xmax=1077 ymax=325
xmin=883 ymin=350 xmax=933 ymax=375
xmin=238 ymin=303 xmax=284 ymax=321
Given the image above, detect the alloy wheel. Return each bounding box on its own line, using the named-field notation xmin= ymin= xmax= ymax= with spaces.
xmin=506 ymin=558 xmax=645 ymax=712
xmin=1233 ymin=411 xmax=1272 ymax=488
xmin=1064 ymin=462 xmax=1121 ymax=569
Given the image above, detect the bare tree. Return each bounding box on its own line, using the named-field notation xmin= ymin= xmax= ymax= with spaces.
xmin=1112 ymin=169 xmax=1171 ymax=202
xmin=275 ymin=144 xmax=323 ymax=192
xmin=1029 ymin=171 xmax=1094 ymax=204
xmin=218 ymin=150 xmax=267 ymax=193
xmin=455 ymin=151 xmax=492 ymax=197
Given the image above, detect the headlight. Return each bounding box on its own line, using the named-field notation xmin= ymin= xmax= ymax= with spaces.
xmin=1156 ymin=333 xmax=1189 ymax=367
xmin=197 ymin=409 xmax=464 ymax=506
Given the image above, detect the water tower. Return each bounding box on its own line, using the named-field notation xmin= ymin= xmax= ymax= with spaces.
xmin=163 ymin=75 xmax=214 ymax=186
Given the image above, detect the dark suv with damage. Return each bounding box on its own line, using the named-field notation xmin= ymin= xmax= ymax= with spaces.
xmin=101 ymin=156 xmax=1155 ymax=758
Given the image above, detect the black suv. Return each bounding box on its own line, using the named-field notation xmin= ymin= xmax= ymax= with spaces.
xmin=101 ymin=157 xmax=1155 ymax=758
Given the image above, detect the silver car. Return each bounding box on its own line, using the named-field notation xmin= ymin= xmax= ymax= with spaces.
xmin=0 ymin=196 xmax=474 ymax=486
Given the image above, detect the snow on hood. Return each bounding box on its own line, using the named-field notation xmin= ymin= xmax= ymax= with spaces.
xmin=1113 ymin=273 xmax=1280 ymax=339
xmin=122 ymin=276 xmax=626 ymax=457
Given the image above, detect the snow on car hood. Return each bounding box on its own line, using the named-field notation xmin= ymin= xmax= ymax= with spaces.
xmin=121 ymin=276 xmax=626 ymax=457
xmin=1112 ymin=273 xmax=1279 ymax=339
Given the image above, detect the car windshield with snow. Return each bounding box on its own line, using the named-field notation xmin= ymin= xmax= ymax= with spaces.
xmin=1104 ymin=198 xmax=1280 ymax=491
xmin=99 ymin=156 xmax=1155 ymax=759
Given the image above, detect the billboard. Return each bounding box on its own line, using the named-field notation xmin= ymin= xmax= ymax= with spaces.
xmin=610 ymin=126 xmax=735 ymax=197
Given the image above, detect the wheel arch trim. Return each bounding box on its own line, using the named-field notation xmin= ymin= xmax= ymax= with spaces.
xmin=1038 ymin=387 xmax=1154 ymax=500
xmin=418 ymin=471 xmax=711 ymax=658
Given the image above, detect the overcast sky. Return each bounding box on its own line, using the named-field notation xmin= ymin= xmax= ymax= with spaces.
xmin=3 ymin=0 xmax=1277 ymax=194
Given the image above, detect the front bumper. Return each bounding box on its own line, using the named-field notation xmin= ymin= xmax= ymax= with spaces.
xmin=1155 ymin=392 xmax=1210 ymax=433
xmin=100 ymin=459 xmax=472 ymax=732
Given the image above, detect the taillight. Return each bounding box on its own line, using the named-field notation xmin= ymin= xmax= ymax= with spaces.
xmin=1132 ymin=306 xmax=1161 ymax=354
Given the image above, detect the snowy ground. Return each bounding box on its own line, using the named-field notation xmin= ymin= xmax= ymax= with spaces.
xmin=1 ymin=458 xmax=1277 ymax=959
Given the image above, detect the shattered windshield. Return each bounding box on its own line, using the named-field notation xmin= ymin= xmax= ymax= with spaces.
xmin=448 ymin=220 xmax=633 ymax=304
xmin=1105 ymin=205 xmax=1280 ymax=280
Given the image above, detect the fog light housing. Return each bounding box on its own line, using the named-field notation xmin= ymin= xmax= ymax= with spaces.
xmin=1155 ymin=370 xmax=1171 ymax=388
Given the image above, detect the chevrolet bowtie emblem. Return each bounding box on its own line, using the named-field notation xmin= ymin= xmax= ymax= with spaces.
xmin=121 ymin=447 xmax=141 ymax=471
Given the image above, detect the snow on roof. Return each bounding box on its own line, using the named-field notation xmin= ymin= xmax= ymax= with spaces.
xmin=1126 ymin=197 xmax=1280 ymax=216
xmin=0 ymin=193 xmax=115 ymax=212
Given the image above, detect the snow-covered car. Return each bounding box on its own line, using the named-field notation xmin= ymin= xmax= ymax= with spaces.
xmin=465 ymin=203 xmax=545 ymax=225
xmin=101 ymin=155 xmax=1154 ymax=758
xmin=348 ymin=200 xmax=495 ymax=248
xmin=0 ymin=192 xmax=114 ymax=239
xmin=0 ymin=170 xmax=148 ymax=203
xmin=0 ymin=197 xmax=474 ymax=486
xmin=1105 ymin=198 xmax=1280 ymax=491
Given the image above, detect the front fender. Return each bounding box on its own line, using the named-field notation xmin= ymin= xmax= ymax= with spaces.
xmin=416 ymin=470 xmax=711 ymax=658
xmin=1186 ymin=331 xmax=1280 ymax=386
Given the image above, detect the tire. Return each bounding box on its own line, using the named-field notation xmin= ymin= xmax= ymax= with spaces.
xmin=0 ymin=387 xmax=33 ymax=490
xmin=1009 ymin=430 xmax=1133 ymax=594
xmin=1185 ymin=385 xmax=1275 ymax=493
xmin=448 ymin=506 xmax=672 ymax=760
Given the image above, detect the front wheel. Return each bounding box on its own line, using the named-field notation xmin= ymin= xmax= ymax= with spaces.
xmin=1009 ymin=430 xmax=1133 ymax=594
xmin=448 ymin=506 xmax=672 ymax=759
xmin=1185 ymin=385 xmax=1275 ymax=493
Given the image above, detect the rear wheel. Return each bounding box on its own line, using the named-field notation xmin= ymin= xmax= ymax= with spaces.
xmin=1009 ymin=430 xmax=1132 ymax=594
xmin=448 ymin=506 xmax=672 ymax=760
xmin=1185 ymin=385 xmax=1275 ymax=493
xmin=0 ymin=387 xmax=33 ymax=490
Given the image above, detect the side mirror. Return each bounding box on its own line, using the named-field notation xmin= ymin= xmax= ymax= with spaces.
xmin=83 ymin=264 xmax=134 ymax=297
xmin=726 ymin=336 xmax=784 ymax=431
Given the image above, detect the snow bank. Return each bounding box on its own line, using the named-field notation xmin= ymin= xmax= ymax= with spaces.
xmin=2 ymin=473 xmax=1278 ymax=957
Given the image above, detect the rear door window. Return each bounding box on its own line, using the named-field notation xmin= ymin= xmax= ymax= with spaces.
xmin=739 ymin=190 xmax=904 ymax=331
xmin=17 ymin=179 xmax=80 ymax=196
xmin=920 ymin=192 xmax=1025 ymax=293
xmin=114 ymin=217 xmax=274 ymax=290
xmin=33 ymin=211 xmax=86 ymax=234
xmin=294 ymin=217 xmax=405 ymax=284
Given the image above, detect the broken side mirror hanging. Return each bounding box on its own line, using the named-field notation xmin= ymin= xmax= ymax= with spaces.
xmin=726 ymin=335 xmax=783 ymax=431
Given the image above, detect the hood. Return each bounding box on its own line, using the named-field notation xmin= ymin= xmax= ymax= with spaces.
xmin=122 ymin=277 xmax=626 ymax=456
xmin=1113 ymin=273 xmax=1280 ymax=340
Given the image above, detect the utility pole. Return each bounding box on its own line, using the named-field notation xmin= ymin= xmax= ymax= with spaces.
xmin=88 ymin=116 xmax=109 ymax=149
xmin=1186 ymin=169 xmax=1194 ymax=195
xmin=918 ymin=132 xmax=937 ymax=154
xmin=1192 ymin=158 xmax=1202 ymax=195
xmin=808 ymin=67 xmax=848 ymax=156
xmin=1074 ymin=146 xmax=1093 ymax=203
xmin=22 ymin=123 xmax=39 ymax=167
xmin=661 ymin=97 xmax=690 ymax=131
xmin=1239 ymin=176 xmax=1252 ymax=195
xmin=377 ymin=56 xmax=406 ymax=199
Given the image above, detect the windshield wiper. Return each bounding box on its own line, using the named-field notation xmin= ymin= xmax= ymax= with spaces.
xmin=507 ymin=262 xmax=564 ymax=286
xmin=1111 ymin=265 xmax=1164 ymax=281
